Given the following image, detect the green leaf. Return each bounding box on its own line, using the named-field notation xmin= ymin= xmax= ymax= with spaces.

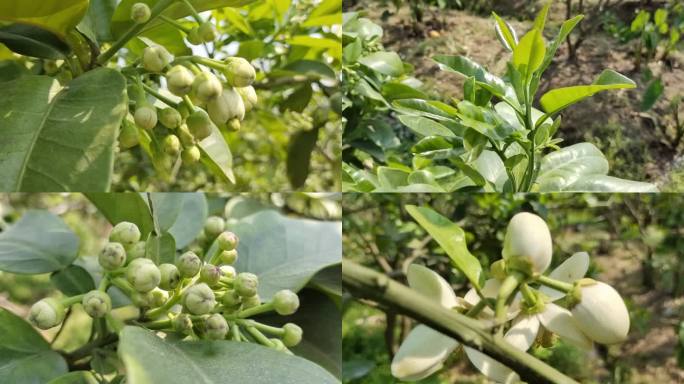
xmin=307 ymin=264 xmax=342 ymax=304
xmin=433 ymin=55 xmax=516 ymax=102
xmin=229 ymin=210 xmax=341 ymax=300
xmin=146 ymin=232 xmax=176 ymax=265
xmin=199 ymin=125 xmax=235 ymax=184
xmin=512 ymin=28 xmax=545 ymax=78
xmin=539 ymin=70 xmax=636 ymax=114
xmin=77 ymin=0 xmax=117 ymax=42
xmin=392 ymin=99 xmax=457 ymax=122
xmin=167 ymin=193 xmax=208 ymax=249
xmin=287 ymin=127 xmax=319 ymax=189
xmin=533 ymin=1 xmax=551 ymax=32
xmin=540 ymin=15 xmax=583 ymax=73
xmin=0 ymin=308 xmax=68 ymax=382
xmin=47 ymin=371 xmax=98 ymax=384
xmin=381 ymin=82 xmax=427 ymax=101
xmin=358 ymin=51 xmax=404 ymax=77
xmin=0 ymin=0 xmax=89 ymax=39
xmin=0 ymin=210 xmax=78 ymax=274
xmin=492 ymin=12 xmax=517 ymax=51
xmin=405 ymin=205 xmax=482 ymax=289
xmin=149 ymin=193 xmax=185 ymax=233
xmin=283 ymin=60 xmax=336 ymax=79
xmin=118 ymin=326 xmax=339 ymax=383
xmin=282 ymin=83 xmax=313 ymax=112
xmin=0 ymin=24 xmax=70 ymax=59
xmin=0 ymin=68 xmax=127 ymax=191
xmin=641 ymin=78 xmax=664 ymax=111
xmin=51 ymin=265 xmax=95 ymax=296
xmin=86 ymin=193 xmax=155 ymax=237
xmin=398 ymin=115 xmax=456 ymax=138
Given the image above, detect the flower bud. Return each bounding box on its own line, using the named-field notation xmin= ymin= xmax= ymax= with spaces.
xmin=226 ymin=118 xmax=241 ymax=132
xmin=163 ymin=134 xmax=181 ymax=156
xmin=183 ymin=283 xmax=216 ymax=315
xmin=126 ymin=258 xmax=161 ymax=292
xmin=173 ymin=313 xmax=193 ymax=333
xmin=502 ymin=212 xmax=552 ymax=274
xmin=110 ymin=221 xmax=141 ymax=247
xmin=143 ymin=46 xmax=172 ymax=72
xmin=570 ymin=281 xmax=630 ymax=344
xmin=99 ymin=242 xmax=127 ymax=270
xmin=131 ymin=3 xmax=151 ymax=24
xmin=219 ymin=249 xmax=238 ymax=265
xmin=150 ymin=289 xmax=168 ymax=307
xmin=181 ymin=146 xmax=201 ymax=164
xmin=272 ymin=289 xmax=299 ymax=316
xmin=198 ymin=22 xmax=218 ymax=43
xmin=220 ymin=289 xmax=241 ymax=307
xmin=187 ymin=27 xmax=203 ymax=45
xmin=242 ymin=294 xmax=261 ymax=309
xmin=131 ymin=291 xmax=154 ymax=307
xmin=166 ymin=65 xmax=195 ymax=96
xmin=204 ymin=313 xmax=228 ymax=339
xmin=207 ymin=87 xmax=245 ymax=126
xmin=28 ymin=298 xmax=65 ymax=329
xmin=204 ymin=216 xmax=225 ymax=238
xmin=224 ymin=57 xmax=256 ymax=87
xmin=177 ymin=251 xmax=202 ymax=278
xmin=134 ymin=105 xmax=157 ymax=130
xmin=200 ymin=264 xmax=221 ymax=287
xmin=119 ymin=119 xmax=139 ymax=149
xmin=127 ymin=241 xmax=146 ymax=262
xmin=177 ymin=124 xmax=196 ymax=146
xmin=82 ymin=290 xmax=111 ymax=318
xmin=282 ymin=323 xmax=303 ymax=347
xmin=236 ymin=86 xmax=257 ymax=112
xmin=186 ymin=110 xmax=213 ymax=141
xmin=220 ymin=265 xmax=236 ymax=278
xmin=235 ymin=272 xmax=258 ymax=297
xmin=217 ymin=231 xmax=239 ymax=251
xmin=159 ymin=108 xmax=182 ymax=129
xmin=159 ymin=263 xmax=181 ymax=290
xmin=192 ymin=72 xmax=223 ymax=103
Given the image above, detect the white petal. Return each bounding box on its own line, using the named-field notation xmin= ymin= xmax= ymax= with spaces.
xmin=407 ymin=264 xmax=459 ymax=309
xmin=571 ymin=282 xmax=630 ymax=344
xmin=540 ymin=252 xmax=590 ymax=301
xmin=391 ymin=325 xmax=460 ymax=381
xmin=538 ymin=303 xmax=592 ymax=350
xmin=464 ymin=347 xmax=520 ymax=383
xmin=502 ymin=212 xmax=553 ymax=274
xmin=504 ymin=315 xmax=540 ymax=351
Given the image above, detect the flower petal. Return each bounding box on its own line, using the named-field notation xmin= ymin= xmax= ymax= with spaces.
xmin=540 ymin=252 xmax=590 ymax=301
xmin=464 ymin=347 xmax=520 ymax=383
xmin=538 ymin=303 xmax=593 ymax=350
xmin=407 ymin=264 xmax=459 ymax=309
xmin=391 ymin=325 xmax=460 ymax=381
xmin=464 ymin=279 xmax=521 ymax=321
xmin=504 ymin=315 xmax=540 ymax=351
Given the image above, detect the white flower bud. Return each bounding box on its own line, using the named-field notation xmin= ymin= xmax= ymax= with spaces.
xmin=241 ymin=294 xmax=261 ymax=309
xmin=272 ymin=289 xmax=299 ymax=316
xmin=220 ymin=289 xmax=241 ymax=308
xmin=177 ymin=251 xmax=202 ymax=278
xmin=159 ymin=107 xmax=182 ymax=129
xmin=205 ymin=313 xmax=228 ymax=339
xmin=235 ymin=272 xmax=258 ymax=297
xmin=173 ymin=313 xmax=193 ymax=333
xmin=571 ymin=281 xmax=630 ymax=344
xmin=159 ymin=263 xmax=181 ymax=290
xmin=142 ymin=46 xmax=172 ymax=73
xmin=82 ymin=290 xmax=111 ymax=318
xmin=192 ymin=72 xmax=223 ymax=103
xmin=236 ymin=86 xmax=257 ymax=112
xmin=127 ymin=241 xmax=146 ymax=262
xmin=224 ymin=57 xmax=256 ymax=87
xmin=282 ymin=323 xmax=303 ymax=347
xmin=502 ymin=212 xmax=552 ymax=274
xmin=99 ymin=242 xmax=127 ymax=270
xmin=134 ymin=105 xmax=157 ymax=130
xmin=110 ymin=221 xmax=141 ymax=247
xmin=217 ymin=231 xmax=239 ymax=251
xmin=130 ymin=3 xmax=151 ymax=24
xmin=28 ymin=298 xmax=65 ymax=329
xmin=200 ymin=264 xmax=221 ymax=287
xmin=207 ymin=87 xmax=245 ymax=126
xmin=126 ymin=258 xmax=161 ymax=292
xmin=181 ymin=146 xmax=201 ymax=164
xmin=204 ymin=216 xmax=225 ymax=237
xmin=186 ymin=109 xmax=213 ymax=141
xmin=162 ymin=134 xmax=181 ymax=156
xmin=219 ymin=249 xmax=238 ymax=265
xmin=183 ymin=283 xmax=216 ymax=315
xmin=166 ymin=65 xmax=195 ymax=96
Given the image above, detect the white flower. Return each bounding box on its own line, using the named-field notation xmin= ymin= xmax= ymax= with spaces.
xmin=571 ymin=281 xmax=630 ymax=344
xmin=502 ymin=212 xmax=552 ymax=274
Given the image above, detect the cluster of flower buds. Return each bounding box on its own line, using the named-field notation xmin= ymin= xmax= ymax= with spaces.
xmin=118 ymin=3 xmax=258 ymax=169
xmin=391 ymin=212 xmax=631 ymax=382
xmin=28 ymin=218 xmax=303 ymax=353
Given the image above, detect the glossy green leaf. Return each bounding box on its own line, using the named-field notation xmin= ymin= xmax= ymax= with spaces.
xmin=0 ymin=308 xmax=68 ymax=382
xmin=307 ymin=264 xmax=342 ymax=303
xmin=343 ymin=15 xmax=382 ymax=40
xmin=167 ymin=193 xmax=208 ymax=249
xmin=433 ymin=55 xmax=516 ymax=102
xmin=118 ymin=326 xmax=339 ymax=383
xmin=641 ymin=78 xmax=664 ymax=111
xmin=86 ymin=193 xmax=155 ymax=236
xmin=493 ymin=12 xmax=517 ymax=51
xmin=47 ymin=371 xmax=98 ymax=384
xmin=146 ymin=232 xmax=176 ymax=265
xmin=381 ymin=82 xmax=427 ymax=101
xmin=406 ymin=205 xmax=482 ymax=289
xmin=77 ymin=0 xmax=117 ymax=42
xmin=358 ymin=51 xmax=404 ymax=77
xmin=540 ymin=15 xmax=583 ymax=73
xmin=51 ymin=265 xmax=96 ymax=296
xmin=392 ymin=99 xmax=457 ymax=122
xmin=540 ymin=70 xmax=636 ymax=114
xmin=199 ymin=125 xmax=235 ymax=184
xmin=533 ymin=1 xmax=551 ymax=32
xmin=377 ymin=167 xmax=409 ymax=189
xmin=0 ymin=210 xmax=78 ymax=274
xmin=0 ymin=68 xmax=126 ymax=191
xmin=0 ymin=24 xmax=69 ymax=59
xmin=149 ymin=193 xmax=184 ymax=233
xmin=398 ymin=115 xmax=456 ymax=137
xmin=287 ymin=127 xmax=319 ymax=189
xmin=0 ymin=0 xmax=89 ymax=39
xmin=512 ymin=28 xmax=545 ymax=77
xmin=282 ymin=83 xmax=313 ymax=112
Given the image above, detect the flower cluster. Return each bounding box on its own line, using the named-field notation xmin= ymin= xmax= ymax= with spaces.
xmin=391 ymin=212 xmax=630 ymax=382
xmin=119 ymin=2 xmax=258 ymax=170
xmin=28 ymin=218 xmax=302 ymax=353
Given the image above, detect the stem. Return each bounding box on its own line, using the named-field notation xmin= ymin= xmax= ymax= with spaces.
xmin=537 ymin=275 xmax=574 ymax=293
xmin=244 ymin=325 xmax=274 ymax=347
xmin=230 ymin=322 xmax=241 ymax=341
xmin=209 ymin=247 xmax=223 ymax=265
xmin=465 ymin=299 xmax=488 ymax=318
xmin=146 ymin=286 xmax=184 ymax=319
xmin=237 ymin=302 xmax=274 ymax=318
xmin=96 ymin=0 xmax=177 ymax=65
xmin=180 ymin=0 xmax=204 ymax=24
xmin=519 ymin=283 xmax=538 ymax=307
xmin=495 ymin=272 xmax=523 ymax=324
xmin=142 ymin=318 xmax=173 ymax=330
xmin=98 ymin=276 xmax=110 ymax=292
xmin=342 ymin=260 xmax=580 ymax=384
xmin=522 ymin=85 xmax=536 ymax=192
xmin=236 ymin=319 xmax=284 ymax=336
xmin=141 ymin=83 xmax=180 ymax=108
xmin=64 ymin=333 xmax=119 ymax=361
xmin=61 ymin=294 xmax=85 ymax=307
xmin=159 ymin=14 xmax=191 ymax=33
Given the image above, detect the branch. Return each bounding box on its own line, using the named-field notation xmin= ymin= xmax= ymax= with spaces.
xmin=342 ymin=260 xmax=580 ymax=384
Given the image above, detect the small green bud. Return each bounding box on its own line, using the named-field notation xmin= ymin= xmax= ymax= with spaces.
xmin=220 ymin=265 xmax=236 ymax=278
xmin=159 ymin=263 xmax=181 ymax=290
xmin=99 ymin=242 xmax=127 ymax=270
xmin=220 ymin=289 xmax=241 ymax=307
xmin=181 ymin=146 xmax=201 ymax=164
xmin=131 ymin=291 xmax=154 ymax=307
xmin=241 ymin=294 xmax=261 ymax=309
xmin=166 ymin=65 xmax=195 ymax=96
xmin=177 ymin=124 xmax=196 ymax=146
xmin=110 ymin=221 xmax=141 ymax=246
xmin=127 ymin=241 xmax=147 ymax=262
xmin=173 ymin=313 xmax=193 ymax=333
xmin=126 ymin=258 xmax=161 ymax=292
xmin=235 ymin=272 xmax=258 ymax=297
xmin=186 ymin=110 xmax=213 ymax=141
xmin=119 ymin=119 xmax=140 ymax=149
xmin=224 ymin=57 xmax=256 ymax=87
xmin=82 ymin=290 xmax=112 ymax=318
xmin=199 ymin=264 xmax=221 ymax=287
xmin=204 ymin=313 xmax=228 ymax=340
xmin=198 ymin=22 xmax=218 ymax=43
xmin=207 ymin=87 xmax=245 ymax=126
xmin=183 ymin=283 xmax=216 ymax=315
xmin=131 ymin=3 xmax=151 ymax=24
xmin=163 ymin=134 xmax=181 ymax=156
xmin=219 ymin=249 xmax=238 ymax=265
xmin=236 ymin=86 xmax=258 ymax=112
xmin=192 ymin=72 xmax=223 ymax=103
xmin=226 ymin=118 xmax=241 ymax=132
xmin=150 ymin=289 xmax=168 ymax=307
xmin=282 ymin=323 xmax=303 ymax=347
xmin=177 ymin=251 xmax=202 ymax=278
xmin=271 ymin=338 xmax=287 ymax=351
xmin=159 ymin=108 xmax=182 ymax=129
xmin=134 ymin=105 xmax=158 ymax=130
xmin=217 ymin=231 xmax=239 ymax=251
xmin=28 ymin=298 xmax=65 ymax=329
xmin=204 ymin=216 xmax=225 ymax=237
xmin=187 ymin=27 xmax=203 ymax=45
xmin=272 ymin=289 xmax=299 ymax=316
xmin=143 ymin=46 xmax=172 ymax=72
